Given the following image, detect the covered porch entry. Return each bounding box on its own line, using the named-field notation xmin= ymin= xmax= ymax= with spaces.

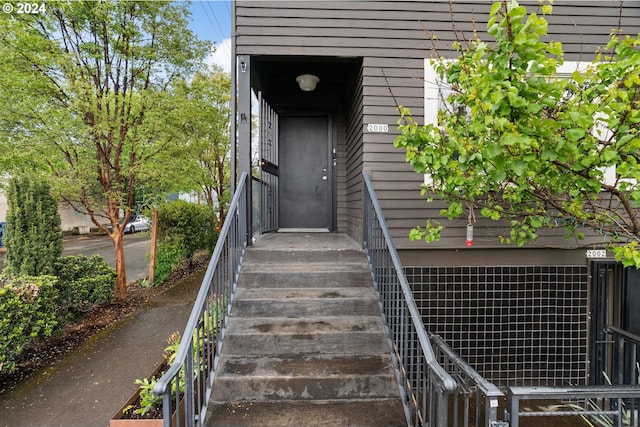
xmin=235 ymin=55 xmax=362 ymax=235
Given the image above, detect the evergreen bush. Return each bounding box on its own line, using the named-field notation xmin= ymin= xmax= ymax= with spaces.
xmin=0 ymin=275 xmax=59 ymax=374
xmin=153 ymin=241 xmax=183 ymax=285
xmin=157 ymin=200 xmax=216 ymax=258
xmin=53 ymin=255 xmax=116 ymax=318
xmin=5 ymin=176 xmax=62 ymax=276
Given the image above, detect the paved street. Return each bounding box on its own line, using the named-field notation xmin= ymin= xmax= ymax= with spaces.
xmin=62 ymin=233 xmax=152 ymax=282
xmin=1 ymin=232 xmax=151 ymax=282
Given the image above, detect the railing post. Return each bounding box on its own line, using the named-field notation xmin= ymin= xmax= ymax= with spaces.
xmin=185 ymin=343 xmax=195 ymax=426
xmin=436 ymin=388 xmax=449 ymax=427
xmin=506 ymin=389 xmax=518 ymax=427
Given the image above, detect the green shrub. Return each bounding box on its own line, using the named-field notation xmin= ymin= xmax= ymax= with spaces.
xmin=53 ymin=255 xmax=116 ymax=318
xmin=156 ymin=200 xmax=216 ymax=261
xmin=5 ymin=176 xmax=63 ymax=276
xmin=0 ymin=275 xmax=59 ymax=374
xmin=154 ymin=241 xmax=183 ymax=285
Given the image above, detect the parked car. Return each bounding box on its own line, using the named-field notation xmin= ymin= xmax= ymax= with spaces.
xmin=123 ymin=215 xmax=151 ymax=234
xmin=0 ymin=221 xmax=5 ymax=247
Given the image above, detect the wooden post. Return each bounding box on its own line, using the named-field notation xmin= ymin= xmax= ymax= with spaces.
xmin=148 ymin=210 xmax=158 ymax=285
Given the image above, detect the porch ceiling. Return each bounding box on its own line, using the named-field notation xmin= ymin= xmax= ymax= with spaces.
xmin=251 ymin=56 xmax=361 ymax=111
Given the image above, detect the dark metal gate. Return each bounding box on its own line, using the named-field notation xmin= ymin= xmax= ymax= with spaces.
xmin=590 ymin=261 xmax=640 ymax=385
xmin=258 ymin=92 xmax=278 ymax=233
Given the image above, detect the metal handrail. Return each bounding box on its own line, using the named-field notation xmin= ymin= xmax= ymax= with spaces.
xmin=362 ymin=172 xmax=457 ymax=427
xmin=430 ymin=334 xmax=504 ymax=427
xmin=154 ymin=172 xmax=250 ymax=427
xmin=604 ymin=325 xmax=640 ymax=386
xmin=605 ymin=326 xmax=640 ymax=348
xmin=507 ymin=385 xmax=640 ymax=427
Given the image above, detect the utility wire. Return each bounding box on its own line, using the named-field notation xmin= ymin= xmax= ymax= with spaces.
xmin=206 ymin=2 xmax=231 ymax=45
xmin=200 ymin=1 xmax=231 ymax=58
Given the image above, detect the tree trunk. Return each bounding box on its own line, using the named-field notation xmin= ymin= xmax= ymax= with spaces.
xmin=113 ymin=231 xmax=128 ymax=300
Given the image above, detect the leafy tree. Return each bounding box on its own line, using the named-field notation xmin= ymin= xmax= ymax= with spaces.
xmin=0 ymin=1 xmax=211 ymax=298
xmin=5 ymin=176 xmax=63 ymax=276
xmin=175 ymin=66 xmax=232 ymax=226
xmin=395 ymin=0 xmax=640 ymax=266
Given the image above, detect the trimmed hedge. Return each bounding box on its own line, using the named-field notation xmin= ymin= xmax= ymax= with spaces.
xmin=0 ymin=275 xmax=59 ymax=374
xmin=153 ymin=200 xmax=217 ymax=285
xmin=53 ymin=255 xmax=116 ymax=318
xmin=156 ymin=200 xmax=216 ymax=260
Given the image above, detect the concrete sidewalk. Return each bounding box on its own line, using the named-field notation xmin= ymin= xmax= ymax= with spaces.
xmin=0 ymin=272 xmax=203 ymax=427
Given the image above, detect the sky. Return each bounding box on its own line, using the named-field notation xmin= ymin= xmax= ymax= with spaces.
xmin=185 ymin=1 xmax=233 ymax=72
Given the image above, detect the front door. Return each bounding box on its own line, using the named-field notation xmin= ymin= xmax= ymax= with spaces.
xmin=278 ymin=115 xmax=331 ymax=229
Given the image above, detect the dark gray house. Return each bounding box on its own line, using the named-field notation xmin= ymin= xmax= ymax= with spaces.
xmin=232 ymin=0 xmax=640 ymax=386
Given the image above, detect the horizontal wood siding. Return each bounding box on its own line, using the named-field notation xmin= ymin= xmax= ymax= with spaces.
xmin=236 ymin=0 xmax=640 ymax=253
xmin=345 ymin=66 xmax=365 ymax=241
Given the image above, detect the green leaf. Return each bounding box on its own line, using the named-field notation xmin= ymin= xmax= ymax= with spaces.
xmin=500 ymin=133 xmax=518 ymax=146
xmin=566 ymin=128 xmax=585 ymax=141
xmin=490 ymin=2 xmax=502 ymax=16
xmin=602 ymin=149 xmax=617 ymax=162
xmin=486 ymin=143 xmax=502 ymax=158
xmin=511 ymin=160 xmax=528 ymax=176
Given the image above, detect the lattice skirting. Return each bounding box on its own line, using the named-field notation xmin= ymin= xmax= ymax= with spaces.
xmin=405 ymin=265 xmax=588 ymax=387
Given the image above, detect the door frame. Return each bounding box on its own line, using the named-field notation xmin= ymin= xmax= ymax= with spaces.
xmin=588 ymin=260 xmax=640 ymax=385
xmin=278 ymin=111 xmax=336 ymax=232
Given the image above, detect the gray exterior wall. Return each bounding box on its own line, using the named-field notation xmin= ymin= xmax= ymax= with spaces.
xmin=235 ymin=1 xmax=640 ymax=260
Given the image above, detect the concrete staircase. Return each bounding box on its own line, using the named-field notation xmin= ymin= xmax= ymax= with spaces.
xmin=205 ymin=233 xmax=406 ymax=426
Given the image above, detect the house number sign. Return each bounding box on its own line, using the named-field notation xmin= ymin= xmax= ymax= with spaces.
xmin=586 ymin=249 xmax=607 ymax=258
xmin=367 ymin=124 xmax=389 ymax=133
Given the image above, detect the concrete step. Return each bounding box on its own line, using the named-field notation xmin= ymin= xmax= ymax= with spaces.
xmin=225 ymin=316 xmax=384 ymax=335
xmin=205 ymin=233 xmax=405 ymax=427
xmin=239 ymin=262 xmax=370 ymax=273
xmin=235 ymin=287 xmax=375 ymax=301
xmin=238 ymin=270 xmax=372 ymax=288
xmin=206 ymin=399 xmax=407 ymax=427
xmin=222 ymin=330 xmax=389 ymax=356
xmin=216 ymin=354 xmax=396 ymax=377
xmin=243 ymin=248 xmax=366 ymax=264
xmin=232 ymin=297 xmax=379 ymax=318
xmin=212 ymin=354 xmax=399 ymax=401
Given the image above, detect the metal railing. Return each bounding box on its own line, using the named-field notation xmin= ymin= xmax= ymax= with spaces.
xmin=603 ymin=326 xmax=640 ymax=386
xmin=430 ymin=334 xmax=505 ymax=427
xmin=506 ymin=386 xmax=640 ymax=427
xmin=154 ymin=172 xmax=250 ymax=427
xmin=362 ymin=172 xmax=458 ymax=427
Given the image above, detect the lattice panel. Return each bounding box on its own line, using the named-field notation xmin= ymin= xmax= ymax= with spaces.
xmin=406 ymin=265 xmax=589 ymax=387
